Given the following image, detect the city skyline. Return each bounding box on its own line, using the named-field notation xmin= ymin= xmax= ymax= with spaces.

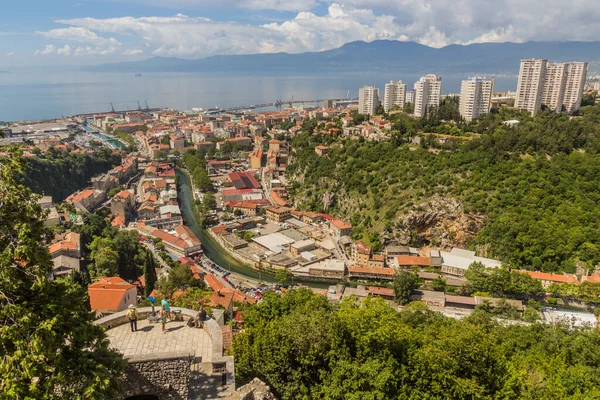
xmin=3 ymin=0 xmax=600 ymax=68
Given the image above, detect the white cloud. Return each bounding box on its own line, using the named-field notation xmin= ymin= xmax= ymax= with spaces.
xmin=102 ymin=0 xmax=319 ymax=11
xmin=5 ymin=52 xmax=14 ymax=56
xmin=36 ymin=27 xmax=120 ymax=46
xmin=56 ymin=44 xmax=72 ymax=56
xmin=122 ymin=49 xmax=144 ymax=56
xmin=34 ymin=44 xmax=56 ymax=56
xmin=37 ymin=0 xmax=600 ymax=60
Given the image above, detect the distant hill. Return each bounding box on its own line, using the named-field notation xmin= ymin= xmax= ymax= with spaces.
xmin=86 ymin=40 xmax=600 ymax=75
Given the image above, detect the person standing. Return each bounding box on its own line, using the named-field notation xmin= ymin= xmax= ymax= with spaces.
xmin=126 ymin=304 xmax=139 ymax=332
xmin=160 ymin=305 xmax=167 ymax=334
xmin=161 ymin=297 xmax=172 ymax=319
xmin=195 ymin=306 xmax=207 ymax=328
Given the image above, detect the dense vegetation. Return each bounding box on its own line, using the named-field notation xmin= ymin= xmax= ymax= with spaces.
xmin=234 ymin=289 xmax=600 ymax=400
xmin=288 ymin=104 xmax=600 ymax=272
xmin=17 ymin=147 xmax=120 ymax=201
xmin=0 ymin=150 xmax=125 ymax=398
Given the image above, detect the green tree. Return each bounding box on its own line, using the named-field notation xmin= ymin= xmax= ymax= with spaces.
xmin=143 ymin=251 xmax=157 ymax=297
xmin=431 ymin=277 xmax=447 ymax=292
xmin=274 ymin=269 xmax=293 ymax=285
xmin=0 ymin=149 xmax=125 ymax=398
xmin=393 ymin=271 xmax=419 ymax=305
xmin=157 ymin=262 xmax=205 ymax=297
xmin=203 ymin=192 xmax=217 ymax=211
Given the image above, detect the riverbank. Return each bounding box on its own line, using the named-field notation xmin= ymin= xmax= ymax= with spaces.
xmin=176 ymin=168 xmax=332 ymax=289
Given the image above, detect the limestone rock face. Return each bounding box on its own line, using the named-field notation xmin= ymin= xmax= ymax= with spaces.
xmin=224 ymin=378 xmax=277 ymax=400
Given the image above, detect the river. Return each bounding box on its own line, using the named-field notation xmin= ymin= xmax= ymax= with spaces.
xmin=176 ymin=169 xmax=277 ymax=283
xmin=176 ymin=169 xmax=332 ymax=288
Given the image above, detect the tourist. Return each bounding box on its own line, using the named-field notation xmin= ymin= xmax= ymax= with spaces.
xmin=126 ymin=304 xmax=139 ymax=332
xmin=195 ymin=306 xmax=207 ymax=328
xmin=160 ymin=305 xmax=167 ymax=334
xmin=161 ymin=297 xmax=172 ymax=319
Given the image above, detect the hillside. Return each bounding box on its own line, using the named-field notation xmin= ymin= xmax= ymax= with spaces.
xmin=287 ymin=103 xmax=600 ymax=273
xmin=86 ymin=40 xmax=600 ymax=75
xmin=234 ymin=288 xmax=600 ymax=400
xmin=18 ymin=148 xmax=121 ymax=201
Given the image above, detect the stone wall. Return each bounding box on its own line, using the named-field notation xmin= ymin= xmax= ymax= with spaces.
xmin=94 ymin=307 xmax=236 ymax=399
xmin=122 ymin=353 xmax=191 ymax=400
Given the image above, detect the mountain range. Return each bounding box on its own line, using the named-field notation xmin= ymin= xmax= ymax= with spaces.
xmin=86 ymin=40 xmax=600 ymax=75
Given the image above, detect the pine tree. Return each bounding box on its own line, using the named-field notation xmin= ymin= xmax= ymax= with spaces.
xmin=0 ymin=149 xmax=125 ymax=398
xmin=144 ymin=251 xmax=157 ymax=297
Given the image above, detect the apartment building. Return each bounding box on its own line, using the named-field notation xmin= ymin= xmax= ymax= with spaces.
xmin=563 ymin=62 xmax=588 ymax=114
xmin=515 ymin=58 xmax=547 ymax=115
xmin=459 ymin=77 xmax=494 ymax=122
xmin=358 ymin=86 xmax=380 ymax=115
xmin=383 ymin=80 xmax=406 ymax=112
xmin=542 ymin=62 xmax=568 ymax=112
xmin=414 ymin=74 xmax=442 ymax=118
xmin=405 ymin=89 xmax=416 ymax=104
xmin=516 ymin=59 xmax=588 ymax=115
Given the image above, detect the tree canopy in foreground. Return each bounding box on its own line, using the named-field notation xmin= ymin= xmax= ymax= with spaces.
xmin=0 ymin=150 xmax=125 ymax=399
xmin=234 ymin=288 xmax=600 ymax=400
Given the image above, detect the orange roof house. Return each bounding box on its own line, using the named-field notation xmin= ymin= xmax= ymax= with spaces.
xmin=88 ymin=277 xmax=137 ymax=313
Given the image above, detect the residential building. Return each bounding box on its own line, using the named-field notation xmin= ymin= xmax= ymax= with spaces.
xmin=383 ymin=80 xmax=406 ymax=112
xmin=351 ymin=240 xmax=371 ymax=267
xmin=348 ymin=266 xmax=395 ymax=280
xmin=405 ymin=89 xmax=416 ymax=104
xmin=515 ymin=58 xmax=547 ymax=115
xmin=517 ymin=59 xmax=588 ymax=115
xmin=169 ymin=135 xmax=185 ymax=149
xmin=315 ymin=145 xmax=329 ymax=156
xmin=414 ymin=74 xmax=442 ymax=117
xmin=110 ymin=190 xmax=135 ymax=218
xmin=542 ymin=62 xmax=568 ymax=112
xmin=459 ymin=77 xmax=494 ymax=121
xmin=265 ymin=207 xmax=291 ymax=224
xmin=323 ymin=99 xmax=334 ymax=109
xmin=358 ymin=86 xmax=380 ymax=115
xmin=249 ymin=149 xmax=264 ymax=169
xmin=48 ymin=232 xmax=81 ymax=258
xmin=308 ymin=259 xmax=346 ymax=279
xmin=66 ymin=189 xmax=106 ymax=213
xmin=330 ymin=219 xmax=352 ymax=239
xmin=50 ymin=255 xmax=80 ymax=281
xmin=290 ymin=239 xmax=316 ymax=256
xmin=88 ymin=277 xmax=138 ymax=314
xmin=139 ymin=225 xmax=202 ymax=257
xmin=518 ymin=270 xmax=579 ymax=288
xmin=562 ymin=62 xmax=588 ymax=114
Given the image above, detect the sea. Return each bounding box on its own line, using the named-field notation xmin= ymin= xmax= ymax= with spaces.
xmin=0 ymin=71 xmax=518 ymax=122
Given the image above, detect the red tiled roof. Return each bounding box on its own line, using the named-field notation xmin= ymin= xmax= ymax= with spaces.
xmin=396 ymin=256 xmax=431 ymax=266
xmin=331 ymin=219 xmax=351 ymax=230
xmin=111 ymin=215 xmax=126 ymax=228
xmin=88 ymin=277 xmax=136 ymax=311
xmin=368 ymin=286 xmax=395 ymax=297
xmin=348 ymin=266 xmax=395 ymax=276
xmin=519 ymin=270 xmax=579 ymax=284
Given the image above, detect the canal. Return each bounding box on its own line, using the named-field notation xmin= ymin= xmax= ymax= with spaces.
xmin=92 ymin=132 xmax=126 ymax=150
xmin=176 ymin=169 xmax=277 ymax=283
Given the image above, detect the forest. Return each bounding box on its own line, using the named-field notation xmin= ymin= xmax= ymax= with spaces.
xmin=16 ymin=147 xmax=121 ymax=201
xmin=288 ymin=103 xmax=600 ymax=273
xmin=234 ymin=289 xmax=600 ymax=400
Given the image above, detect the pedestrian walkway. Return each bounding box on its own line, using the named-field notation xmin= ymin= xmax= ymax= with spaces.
xmin=105 ymin=319 xmax=212 ymax=361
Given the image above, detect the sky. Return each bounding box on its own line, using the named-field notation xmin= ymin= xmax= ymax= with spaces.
xmin=2 ymin=0 xmax=599 ymax=69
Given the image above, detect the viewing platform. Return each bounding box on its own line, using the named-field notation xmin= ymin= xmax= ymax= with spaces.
xmin=95 ymin=307 xmax=235 ymax=399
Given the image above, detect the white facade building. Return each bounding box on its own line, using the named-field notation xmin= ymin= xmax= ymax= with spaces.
xmin=542 ymin=62 xmax=568 ymax=112
xmin=358 ymin=86 xmax=380 ymax=115
xmin=563 ymin=62 xmax=588 ymax=114
xmin=413 ymin=74 xmax=442 ymax=118
xmin=405 ymin=89 xmax=416 ymax=104
xmin=516 ymin=58 xmax=588 ymax=115
xmin=383 ymin=80 xmax=406 ymax=112
xmin=515 ymin=58 xmax=547 ymax=116
xmin=459 ymin=77 xmax=494 ymax=122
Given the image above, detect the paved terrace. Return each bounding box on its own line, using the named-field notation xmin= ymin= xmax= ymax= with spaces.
xmin=105 ymin=319 xmax=213 ymax=361
xmin=96 ymin=307 xmax=235 ymax=399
